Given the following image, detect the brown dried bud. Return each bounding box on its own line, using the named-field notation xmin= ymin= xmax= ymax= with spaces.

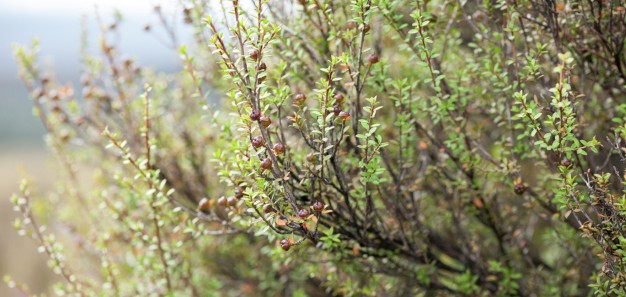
xmin=252 ymin=136 xmax=265 ymax=148
xmin=227 ymin=197 xmax=237 ymax=207
xmin=260 ymin=158 xmax=273 ymax=170
xmin=338 ymin=111 xmax=350 ymax=120
xmin=306 ymin=153 xmax=316 ymax=162
xmin=514 ymin=183 xmax=526 ymax=195
xmin=259 ymin=115 xmax=272 ymax=127
xmin=249 ymin=49 xmax=259 ymax=61
xmin=362 ymin=23 xmax=371 ymax=33
xmin=250 ymin=109 xmax=261 ymax=121
xmin=234 ymin=187 xmax=244 ymax=199
xmin=217 ymin=196 xmax=228 ymax=207
xmin=334 ymin=93 xmax=344 ymax=103
xmin=366 ymin=53 xmax=380 ymax=64
xmin=312 ymin=201 xmax=324 ymax=213
xmin=197 ymin=198 xmax=211 ymax=212
xmin=263 ymin=205 xmax=275 ymax=213
xmin=273 ymin=143 xmax=286 ymax=154
xmin=294 ymin=93 xmax=306 ymax=103
xmin=256 ymin=62 xmax=267 ymax=71
xmin=298 ymin=208 xmax=310 ymax=219
xmin=333 ymin=104 xmax=342 ymax=116
xmin=280 ymin=239 xmax=292 ymax=251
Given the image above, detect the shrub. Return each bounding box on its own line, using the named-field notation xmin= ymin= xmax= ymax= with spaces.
xmin=7 ymin=0 xmax=626 ymax=296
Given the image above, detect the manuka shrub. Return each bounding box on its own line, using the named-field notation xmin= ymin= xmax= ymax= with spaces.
xmin=7 ymin=0 xmax=626 ymax=296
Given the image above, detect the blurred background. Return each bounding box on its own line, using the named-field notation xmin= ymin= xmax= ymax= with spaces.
xmin=0 ymin=0 xmax=186 ymax=295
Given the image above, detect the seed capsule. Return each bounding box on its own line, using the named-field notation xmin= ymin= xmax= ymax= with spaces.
xmin=280 ymin=239 xmax=292 ymax=251
xmin=333 ymin=104 xmax=342 ymax=116
xmin=249 ymin=49 xmax=259 ymax=61
xmin=366 ymin=53 xmax=380 ymax=64
xmin=514 ymin=183 xmax=526 ymax=195
xmin=252 ymin=136 xmax=265 ymax=148
xmin=273 ymin=143 xmax=286 ymax=154
xmin=338 ymin=111 xmax=350 ymax=120
xmin=298 ymin=208 xmax=309 ymax=218
xmin=259 ymin=115 xmax=272 ymax=127
xmin=294 ymin=93 xmax=306 ymax=103
xmin=234 ymin=187 xmax=244 ymax=199
xmin=260 ymin=158 xmax=273 ymax=170
xmin=256 ymin=62 xmax=267 ymax=71
xmin=334 ymin=93 xmax=344 ymax=103
xmin=197 ymin=198 xmax=211 ymax=212
xmin=217 ymin=196 xmax=228 ymax=207
xmin=250 ymin=109 xmax=261 ymax=121
xmin=312 ymin=201 xmax=324 ymax=213
xmin=263 ymin=205 xmax=275 ymax=213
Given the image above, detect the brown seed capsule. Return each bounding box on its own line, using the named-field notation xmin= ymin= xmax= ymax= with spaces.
xmin=260 ymin=158 xmax=273 ymax=170
xmin=227 ymin=197 xmax=237 ymax=207
xmin=259 ymin=115 xmax=272 ymax=127
xmin=312 ymin=201 xmax=324 ymax=213
xmin=197 ymin=198 xmax=211 ymax=212
xmin=333 ymin=104 xmax=342 ymax=116
xmin=514 ymin=183 xmax=526 ymax=195
xmin=250 ymin=109 xmax=261 ymax=121
xmin=338 ymin=111 xmax=350 ymax=120
xmin=252 ymin=136 xmax=265 ymax=148
xmin=273 ymin=143 xmax=286 ymax=154
xmin=234 ymin=187 xmax=244 ymax=199
xmin=367 ymin=53 xmax=380 ymax=64
xmin=256 ymin=62 xmax=267 ymax=71
xmin=298 ymin=208 xmax=309 ymax=218
xmin=280 ymin=239 xmax=292 ymax=251
xmin=295 ymin=93 xmax=306 ymax=103
xmin=362 ymin=23 xmax=371 ymax=33
xmin=217 ymin=196 xmax=228 ymax=207
xmin=263 ymin=205 xmax=275 ymax=213
xmin=334 ymin=93 xmax=344 ymax=103
xmin=306 ymin=153 xmax=316 ymax=162
xmin=249 ymin=49 xmax=259 ymax=61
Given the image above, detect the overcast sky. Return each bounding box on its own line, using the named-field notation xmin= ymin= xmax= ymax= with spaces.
xmin=0 ymin=0 xmax=189 ymax=144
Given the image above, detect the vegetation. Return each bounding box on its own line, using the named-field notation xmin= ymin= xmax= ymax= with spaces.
xmin=6 ymin=0 xmax=626 ymax=295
